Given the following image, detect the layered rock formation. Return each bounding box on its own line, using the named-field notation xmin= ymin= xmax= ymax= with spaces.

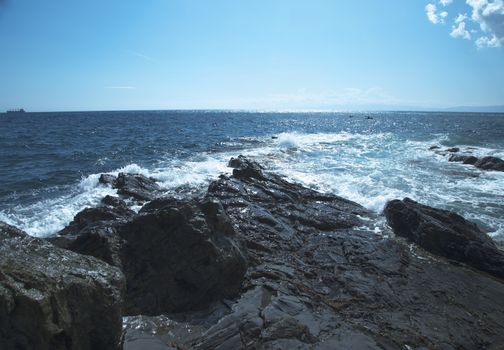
xmin=120 ymin=157 xmax=504 ymax=349
xmin=384 ymin=197 xmax=504 ymax=279
xmin=0 ymin=222 xmax=125 ymax=350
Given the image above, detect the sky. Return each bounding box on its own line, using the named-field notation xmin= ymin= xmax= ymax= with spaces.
xmin=0 ymin=0 xmax=503 ymax=112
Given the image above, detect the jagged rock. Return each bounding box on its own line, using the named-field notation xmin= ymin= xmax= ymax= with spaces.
xmin=52 ymin=196 xmax=247 ymax=316
xmin=99 ymin=173 xmax=116 ymax=185
xmin=228 ymin=155 xmax=267 ymax=181
xmin=384 ymin=198 xmax=504 ymax=279
xmin=448 ymin=154 xmax=478 ymax=165
xmin=123 ymin=157 xmax=504 ymax=349
xmin=99 ymin=173 xmax=162 ymax=201
xmin=48 ymin=196 xmax=135 ymax=267
xmin=474 ymin=156 xmax=504 ymax=172
xmin=113 ymin=173 xmax=162 ymax=201
xmin=0 ymin=222 xmax=125 ymax=350
xmin=119 ymin=197 xmax=247 ymax=315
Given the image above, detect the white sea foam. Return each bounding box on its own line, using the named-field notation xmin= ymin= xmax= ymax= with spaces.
xmin=0 ymin=155 xmax=233 ymax=237
xmin=2 ymin=131 xmax=504 ymax=243
xmin=0 ymin=176 xmax=117 ymax=237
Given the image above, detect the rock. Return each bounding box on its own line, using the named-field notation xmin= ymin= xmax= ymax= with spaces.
xmin=428 ymin=145 xmax=440 ymax=150
xmin=113 ymin=173 xmax=162 ymax=201
xmin=48 ymin=196 xmax=135 ymax=266
xmin=474 ymin=156 xmax=504 ymax=172
xmin=51 ymin=157 xmax=504 ymax=349
xmin=384 ymin=198 xmax=504 ymax=279
xmin=99 ymin=173 xmax=116 ymax=185
xmin=228 ymin=155 xmax=267 ymax=181
xmin=445 ymin=147 xmax=460 ymax=153
xmin=53 ymin=196 xmax=247 ymax=316
xmin=448 ymin=154 xmax=478 ymax=165
xmin=119 ymin=198 xmax=247 ymax=315
xmin=0 ymin=222 xmax=125 ymax=350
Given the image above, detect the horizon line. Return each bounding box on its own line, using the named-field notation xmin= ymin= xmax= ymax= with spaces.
xmin=2 ymin=106 xmax=504 ymax=114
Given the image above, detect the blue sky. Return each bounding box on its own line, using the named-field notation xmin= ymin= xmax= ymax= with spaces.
xmin=0 ymin=0 xmax=503 ymax=111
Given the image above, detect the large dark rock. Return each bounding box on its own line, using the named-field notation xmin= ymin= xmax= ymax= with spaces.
xmin=474 ymin=156 xmax=504 ymax=172
xmin=52 ymin=196 xmax=247 ymax=316
xmin=384 ymin=198 xmax=504 ymax=279
xmin=0 ymin=222 xmax=125 ymax=350
xmin=118 ymin=197 xmax=247 ymax=315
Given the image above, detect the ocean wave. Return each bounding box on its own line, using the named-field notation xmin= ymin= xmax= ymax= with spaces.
xmin=2 ymin=131 xmax=503 ymax=243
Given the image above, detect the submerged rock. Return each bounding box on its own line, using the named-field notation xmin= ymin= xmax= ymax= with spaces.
xmin=448 ymin=154 xmax=478 ymax=165
xmin=384 ymin=198 xmax=504 ymax=279
xmin=474 ymin=156 xmax=504 ymax=172
xmin=0 ymin=222 xmax=125 ymax=350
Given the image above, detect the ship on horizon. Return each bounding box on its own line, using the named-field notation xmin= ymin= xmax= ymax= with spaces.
xmin=5 ymin=108 xmax=26 ymax=114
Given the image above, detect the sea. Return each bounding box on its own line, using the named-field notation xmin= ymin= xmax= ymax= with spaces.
xmin=1 ymin=111 xmax=503 ymax=244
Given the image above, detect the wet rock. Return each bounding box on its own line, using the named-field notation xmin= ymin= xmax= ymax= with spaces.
xmin=0 ymin=222 xmax=125 ymax=350
xmin=445 ymin=147 xmax=460 ymax=153
xmin=129 ymin=157 xmax=504 ymax=349
xmin=99 ymin=173 xmax=116 ymax=185
xmin=448 ymin=154 xmax=478 ymax=165
xmin=119 ymin=198 xmax=247 ymax=315
xmin=384 ymin=198 xmax=504 ymax=279
xmin=53 ymin=196 xmax=247 ymax=316
xmin=113 ymin=172 xmax=162 ymax=201
xmin=474 ymin=156 xmax=504 ymax=172
xmin=48 ymin=196 xmax=135 ymax=266
xmin=53 ymin=157 xmax=504 ymax=349
xmin=428 ymin=145 xmax=440 ymax=150
xmin=228 ymin=155 xmax=267 ymax=181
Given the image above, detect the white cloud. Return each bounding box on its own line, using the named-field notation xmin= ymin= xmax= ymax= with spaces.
xmin=476 ymin=34 xmax=501 ymax=47
xmin=466 ymin=0 xmax=504 ymax=47
xmin=455 ymin=13 xmax=468 ymax=23
xmin=440 ymin=0 xmax=453 ymax=6
xmin=440 ymin=11 xmax=449 ymax=18
xmin=451 ymin=21 xmax=472 ymax=39
xmin=426 ymin=3 xmax=440 ymax=23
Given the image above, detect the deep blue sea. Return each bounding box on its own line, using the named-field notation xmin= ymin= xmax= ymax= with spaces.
xmin=1 ymin=111 xmax=503 ymax=243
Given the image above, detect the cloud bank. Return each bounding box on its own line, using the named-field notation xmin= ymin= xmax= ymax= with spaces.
xmin=425 ymin=0 xmax=504 ymax=48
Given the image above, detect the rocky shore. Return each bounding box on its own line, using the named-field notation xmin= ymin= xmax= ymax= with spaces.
xmin=2 ymin=156 xmax=504 ymax=349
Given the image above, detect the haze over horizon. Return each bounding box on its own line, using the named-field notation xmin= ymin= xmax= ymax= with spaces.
xmin=1 ymin=0 xmax=503 ymax=112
